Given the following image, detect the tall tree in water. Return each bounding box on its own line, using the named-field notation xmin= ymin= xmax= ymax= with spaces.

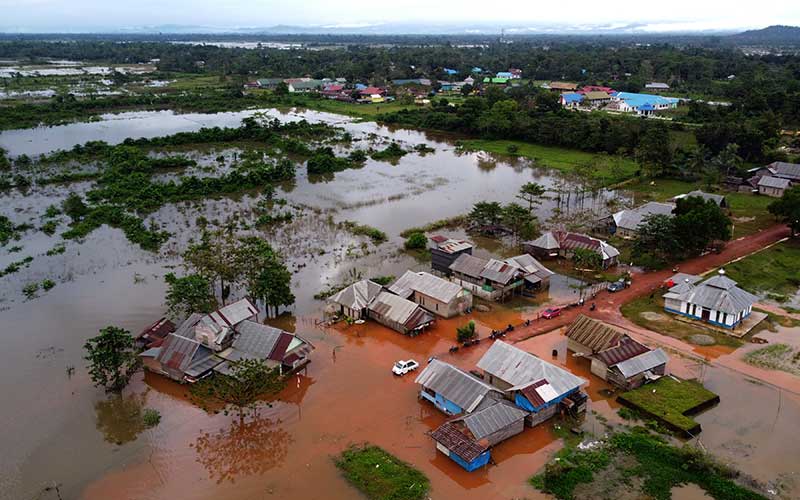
xmin=84 ymin=326 xmax=140 ymax=392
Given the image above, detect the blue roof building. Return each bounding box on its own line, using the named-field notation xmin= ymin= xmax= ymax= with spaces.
xmin=614 ymin=92 xmax=679 ymax=114
xmin=444 ymin=68 xmax=458 ymax=75
xmin=471 ymin=67 xmax=483 ymax=73
xmin=496 ymin=71 xmax=513 ymax=79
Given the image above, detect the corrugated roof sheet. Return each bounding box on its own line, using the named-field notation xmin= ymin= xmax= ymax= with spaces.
xmin=430 ymin=422 xmax=488 ymax=462
xmin=613 ymin=202 xmax=675 ymax=231
xmin=504 ymin=254 xmax=554 ymax=281
xmin=389 ymin=270 xmax=464 ymax=303
xmin=769 ymin=161 xmax=800 ymax=180
xmin=614 ymin=348 xmax=668 ymax=378
xmin=209 ymin=298 xmax=258 ymax=328
xmin=156 ymin=333 xmax=213 ymax=374
xmin=369 ymin=291 xmax=434 ymax=330
xmin=594 ymin=336 xmax=651 ymax=367
xmin=480 ymin=259 xmax=519 ymax=285
xmin=758 ymin=176 xmax=791 ymax=189
xmin=461 ymin=401 xmax=528 ymax=440
xmin=674 ymin=190 xmax=726 ymax=206
xmin=230 ymin=320 xmax=283 ymax=359
xmin=450 ymin=253 xmax=489 ymax=278
xmin=565 ymin=315 xmax=624 ymax=353
xmin=666 ymin=272 xmax=758 ymax=315
xmin=477 ymin=341 xmax=585 ymax=396
xmin=583 ymin=91 xmax=611 ymax=100
xmin=415 ymin=359 xmax=502 ymax=413
xmin=328 ymin=279 xmax=383 ymax=310
xmin=519 ymin=379 xmax=549 ymax=407
xmin=527 ymin=231 xmax=560 ymax=250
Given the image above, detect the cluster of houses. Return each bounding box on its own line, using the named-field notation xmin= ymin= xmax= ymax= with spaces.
xmin=416 ymin=341 xmax=587 ymax=471
xmin=418 ymin=313 xmax=672 ymax=471
xmin=556 ymin=83 xmax=679 ymax=116
xmin=747 ymin=161 xmax=800 ymax=197
xmin=138 ymin=298 xmax=314 ymax=383
xmin=524 ymin=230 xmax=620 ymax=269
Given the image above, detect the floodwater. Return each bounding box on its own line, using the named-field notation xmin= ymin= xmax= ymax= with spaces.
xmin=1 ymin=108 xmax=798 ymax=499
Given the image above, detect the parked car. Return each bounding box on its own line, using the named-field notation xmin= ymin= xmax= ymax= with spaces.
xmin=607 ymin=280 xmax=626 ymax=293
xmin=542 ymin=307 xmax=561 ymax=319
xmin=392 ymin=359 xmax=420 ymax=376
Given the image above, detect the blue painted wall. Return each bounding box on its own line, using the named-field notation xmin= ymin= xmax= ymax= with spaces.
xmin=420 ymin=390 xmax=463 ymax=415
xmin=515 ymin=388 xmax=577 ymax=413
xmin=450 ymin=450 xmax=491 ymax=471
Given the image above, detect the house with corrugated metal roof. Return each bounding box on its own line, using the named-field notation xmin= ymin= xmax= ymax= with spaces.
xmin=428 ymin=235 xmax=473 ymax=276
xmin=524 ymin=230 xmax=619 ymax=268
xmin=663 ymin=270 xmax=758 ymax=330
xmin=215 ymin=320 xmax=314 ymax=375
xmin=607 ymin=201 xmax=675 ymax=238
xmin=503 ymin=254 xmax=555 ymax=293
xmin=388 ymin=270 xmax=472 ymax=318
xmin=430 ymin=400 xmax=528 ymax=471
xmin=141 ymin=333 xmax=223 ymax=383
xmin=415 ymin=359 xmax=504 ymax=415
xmin=672 ymin=190 xmax=728 ymax=209
xmin=367 ymin=291 xmax=435 ymax=335
xmin=757 ymin=176 xmax=792 ymax=197
xmin=327 ymin=279 xmax=384 ymax=320
xmin=477 ymin=341 xmax=586 ymax=425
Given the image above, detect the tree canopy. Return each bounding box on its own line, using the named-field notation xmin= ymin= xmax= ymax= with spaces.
xmin=84 ymin=326 xmax=140 ymax=392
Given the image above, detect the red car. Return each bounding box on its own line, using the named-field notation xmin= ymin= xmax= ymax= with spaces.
xmin=541 ymin=307 xmax=562 ymax=319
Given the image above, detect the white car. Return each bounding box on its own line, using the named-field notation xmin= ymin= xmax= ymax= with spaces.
xmin=392 ymin=359 xmax=419 ymax=376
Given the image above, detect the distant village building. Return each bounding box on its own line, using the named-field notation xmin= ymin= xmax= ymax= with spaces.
xmin=581 ymin=91 xmax=612 ymax=107
xmin=524 ymin=231 xmax=619 ymax=269
xmin=663 ymin=270 xmax=758 ymax=329
xmin=560 ymin=92 xmax=583 ymax=108
xmin=610 ymin=92 xmax=679 ymax=115
xmin=327 ymin=279 xmax=384 ymax=320
xmin=673 ymin=190 xmax=729 ymax=209
xmin=428 ymin=235 xmax=473 ymax=276
xmin=607 ymin=201 xmax=675 ymax=238
xmin=758 ymin=176 xmax=792 ymax=197
xmin=415 ymin=359 xmax=504 ymax=415
xmin=546 ymin=81 xmax=578 ymax=92
xmin=388 ymin=271 xmax=472 ymax=318
xmin=449 ymin=253 xmax=552 ymax=300
xmin=644 ymin=82 xmax=670 ymax=92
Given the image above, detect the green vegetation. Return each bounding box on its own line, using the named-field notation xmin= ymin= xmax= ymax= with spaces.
xmin=460 ymin=139 xmax=638 ymax=186
xmin=403 ymin=232 xmax=427 ymax=250
xmin=399 ymin=215 xmax=467 ymax=238
xmin=456 ymin=321 xmax=477 ymax=343
xmin=744 ymin=344 xmax=800 ymax=376
xmin=335 ymin=444 xmax=429 ymax=500
xmin=370 ymin=142 xmax=408 ymax=161
xmin=190 ymin=359 xmax=286 ymax=420
xmin=338 ymin=221 xmax=388 ymax=244
xmin=0 ymin=215 xmax=30 ymax=246
xmin=41 ymin=279 xmax=56 ymax=291
xmin=22 ymin=282 xmax=39 ymax=300
xmin=621 ymin=295 xmax=743 ymax=348
xmin=84 ymin=326 xmax=141 ymax=392
xmin=532 ymin=428 xmax=764 ymax=500
xmin=618 ymin=377 xmax=719 ymax=433
xmin=0 ymin=256 xmax=34 ymax=278
xmin=723 ymin=240 xmax=800 ymax=302
xmin=769 ymin=185 xmax=800 ymax=236
xmin=142 ymin=408 xmax=162 ymax=428
xmin=164 ymin=273 xmax=217 ymax=317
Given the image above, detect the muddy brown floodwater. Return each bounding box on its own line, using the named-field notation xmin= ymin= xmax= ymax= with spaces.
xmin=1 ymin=109 xmax=800 ymax=500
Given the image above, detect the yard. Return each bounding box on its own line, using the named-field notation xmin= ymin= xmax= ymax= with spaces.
xmin=458 ymin=139 xmax=639 ymax=186
xmin=744 ymin=343 xmax=800 ymax=376
xmin=621 ymin=295 xmax=744 ymax=349
xmin=617 ymin=377 xmax=719 ymax=435
xmin=335 ymin=444 xmax=430 ymax=500
xmin=722 ymin=239 xmax=800 ymax=303
xmin=627 ymin=178 xmax=775 ymax=238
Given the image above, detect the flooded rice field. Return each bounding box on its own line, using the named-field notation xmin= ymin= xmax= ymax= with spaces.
xmin=1 ymin=108 xmax=799 ymax=499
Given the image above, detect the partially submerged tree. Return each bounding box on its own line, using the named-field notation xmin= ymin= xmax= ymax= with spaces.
xmin=84 ymin=326 xmax=140 ymax=392
xmin=572 ymin=247 xmax=603 ymax=271
xmin=184 ymin=225 xmax=240 ymax=304
xmin=404 ymin=232 xmax=427 ymax=250
xmin=517 ymin=182 xmax=546 ymax=211
xmin=456 ymin=321 xmax=476 ymax=343
xmin=237 ymin=237 xmax=295 ymax=318
xmin=190 ymin=359 xmax=286 ymax=421
xmin=502 ymin=202 xmax=538 ymax=242
xmin=164 ymin=272 xmax=217 ymax=318
xmin=468 ymin=201 xmax=503 ymax=230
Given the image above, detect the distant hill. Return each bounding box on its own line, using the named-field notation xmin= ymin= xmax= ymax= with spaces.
xmin=730 ymin=25 xmax=800 ymax=44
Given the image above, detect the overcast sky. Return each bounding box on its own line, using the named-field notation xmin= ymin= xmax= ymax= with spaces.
xmin=1 ymin=0 xmax=799 ymax=32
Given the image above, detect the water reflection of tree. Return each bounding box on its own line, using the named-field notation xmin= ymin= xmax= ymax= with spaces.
xmin=94 ymin=393 xmax=148 ymax=445
xmin=192 ymin=412 xmax=292 ymax=484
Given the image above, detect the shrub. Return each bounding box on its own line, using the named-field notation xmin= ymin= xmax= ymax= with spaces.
xmin=456 ymin=321 xmax=477 ymax=343
xmin=404 ymin=232 xmax=427 ymax=250
xmin=22 ymin=282 xmax=39 ymax=299
xmin=142 ymin=408 xmax=161 ymax=428
xmin=41 ymin=279 xmax=56 ymax=291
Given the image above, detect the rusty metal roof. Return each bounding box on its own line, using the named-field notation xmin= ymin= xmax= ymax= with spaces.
xmin=594 ymin=336 xmax=651 ymax=366
xmin=565 ymin=315 xmax=625 ymax=353
xmin=430 ymin=422 xmax=488 ymax=462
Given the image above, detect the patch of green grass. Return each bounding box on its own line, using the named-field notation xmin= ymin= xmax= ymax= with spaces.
xmin=618 ymin=377 xmax=718 ymax=433
xmin=335 ymin=444 xmax=429 ymax=500
xmin=399 ymin=215 xmax=467 ymax=238
xmin=530 ymin=443 xmax=611 ymax=500
xmin=459 ymin=139 xmax=639 ymax=186
xmin=338 ymin=221 xmax=387 ymax=244
xmin=722 ymin=240 xmax=800 ymax=301
xmin=621 ymin=295 xmax=743 ymax=348
xmin=280 ymin=94 xmax=416 ymax=119
xmin=744 ymin=343 xmax=800 ymax=376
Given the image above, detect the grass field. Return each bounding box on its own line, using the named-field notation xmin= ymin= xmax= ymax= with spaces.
xmin=722 ymin=239 xmax=800 ymax=302
xmin=335 ymin=445 xmax=429 ymax=500
xmin=459 ymin=139 xmax=639 ymax=186
xmin=626 ymin=179 xmax=775 ymax=237
xmin=618 ymin=377 xmax=719 ymax=433
xmin=621 ymin=295 xmax=744 ymax=348
xmin=744 ymin=343 xmax=800 ymax=376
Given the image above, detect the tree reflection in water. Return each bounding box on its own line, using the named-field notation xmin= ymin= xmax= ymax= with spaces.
xmin=192 ymin=412 xmax=292 ymax=484
xmin=94 ymin=392 xmax=149 ymax=445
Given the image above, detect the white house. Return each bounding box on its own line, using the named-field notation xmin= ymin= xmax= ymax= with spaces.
xmin=663 ymin=270 xmax=758 ymax=329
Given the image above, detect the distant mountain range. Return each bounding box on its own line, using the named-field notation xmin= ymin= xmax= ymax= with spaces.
xmin=728 ymin=25 xmax=800 ymax=44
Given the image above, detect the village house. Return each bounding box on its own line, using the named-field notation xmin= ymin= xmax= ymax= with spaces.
xmin=565 ymin=315 xmax=667 ymax=390
xmin=673 ymin=190 xmax=729 ymax=209
xmin=645 ymin=82 xmax=670 ymax=92
xmin=503 ymin=253 xmax=555 ymax=292
xmin=608 ymin=201 xmax=675 ymax=238
xmin=581 ymin=91 xmax=612 ymax=108
xmin=135 ymin=317 xmax=176 ymax=349
xmin=415 ymin=359 xmax=504 ymax=415
xmin=449 ymin=254 xmax=527 ymax=301
xmin=388 ymin=271 xmax=472 ymax=317
xmin=428 ymin=235 xmax=473 ymax=276
xmin=477 ymin=341 xmax=586 ymax=427
xmin=766 ymin=161 xmax=800 ymax=181
xmin=193 ymin=298 xmax=259 ymax=352
xmin=509 ymin=68 xmax=523 ymax=79
xmin=611 ymin=92 xmax=679 ymax=115
xmin=579 ymin=85 xmax=615 ymax=94
xmin=256 ymin=78 xmax=284 ymax=89
xmin=560 ymin=92 xmax=583 ymax=108
xmin=327 ymin=279 xmax=384 ymax=320
xmin=288 ymin=79 xmax=324 ymax=93
xmin=663 ymin=270 xmax=758 ymax=329
xmin=430 ymin=400 xmax=528 ymax=471
xmin=214 ymin=320 xmax=314 ymax=375
xmin=546 ymin=81 xmax=578 ymax=92
xmin=367 ymin=290 xmax=435 ymax=335
xmin=524 ymin=230 xmax=620 ymax=269
xmin=758 ymin=176 xmax=792 ymax=197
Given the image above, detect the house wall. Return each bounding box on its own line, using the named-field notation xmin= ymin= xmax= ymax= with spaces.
xmin=450 ymin=449 xmax=491 ymax=472
xmin=142 ymin=357 xmax=164 ymax=375
xmin=665 ymin=300 xmax=752 ymax=329
xmin=482 ymin=418 xmax=525 ymax=447
xmin=420 ymin=389 xmax=464 ymax=415
xmin=567 ymin=338 xmax=594 ymax=356
xmin=451 ymin=275 xmax=502 ymax=300
xmin=368 ymin=310 xmax=409 ymax=335
xmin=759 ymin=185 xmax=785 ymax=197
xmin=590 ymin=358 xmax=610 ymax=380
xmin=526 ymin=403 xmax=560 ymax=427
xmin=414 ymin=290 xmax=471 ymax=318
